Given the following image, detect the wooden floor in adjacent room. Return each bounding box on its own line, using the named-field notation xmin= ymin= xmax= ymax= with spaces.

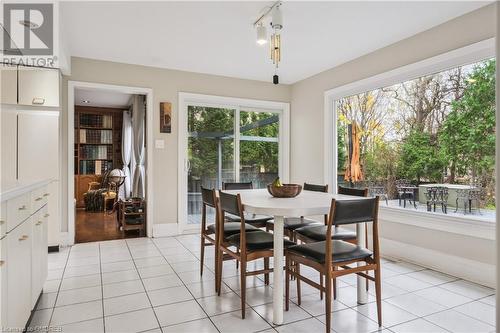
xmin=75 ymin=209 xmax=142 ymax=243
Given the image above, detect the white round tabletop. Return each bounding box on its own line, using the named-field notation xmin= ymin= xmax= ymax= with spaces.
xmin=224 ymin=188 xmax=367 ymax=216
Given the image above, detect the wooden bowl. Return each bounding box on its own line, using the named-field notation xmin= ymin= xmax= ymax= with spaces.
xmin=267 ymin=184 xmax=303 ymax=198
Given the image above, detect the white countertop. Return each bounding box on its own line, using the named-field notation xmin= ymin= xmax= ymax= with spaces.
xmin=0 ymin=178 xmax=56 ymax=202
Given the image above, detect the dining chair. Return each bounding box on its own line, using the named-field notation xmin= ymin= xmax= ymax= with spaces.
xmin=294 ymin=185 xmax=369 ymax=298
xmin=285 ymin=197 xmax=382 ymax=332
xmin=266 ymin=182 xmax=329 ymax=241
xmin=199 ymin=187 xmax=260 ymax=289
xmin=216 ymin=191 xmax=295 ymax=319
xmin=222 ymin=181 xmax=273 ymax=228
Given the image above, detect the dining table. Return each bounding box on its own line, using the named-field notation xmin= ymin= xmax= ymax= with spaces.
xmin=225 ymin=188 xmax=370 ymax=325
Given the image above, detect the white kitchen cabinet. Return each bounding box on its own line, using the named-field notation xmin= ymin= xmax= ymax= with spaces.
xmin=6 ymin=219 xmax=32 ymax=329
xmin=0 ymin=64 xmax=17 ymax=105
xmin=31 ymin=206 xmax=48 ymax=307
xmin=0 ymin=237 xmax=6 ymax=329
xmin=17 ymin=112 xmax=59 ymax=181
xmin=18 ymin=67 xmax=60 ymax=107
xmin=0 ymin=109 xmax=18 ymax=184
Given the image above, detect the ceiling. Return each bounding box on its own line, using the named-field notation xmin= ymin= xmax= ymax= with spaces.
xmin=75 ymin=88 xmax=131 ymax=108
xmin=61 ymin=1 xmax=490 ymax=84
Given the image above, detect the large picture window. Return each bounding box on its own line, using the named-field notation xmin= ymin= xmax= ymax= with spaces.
xmin=336 ymin=58 xmax=495 ymax=218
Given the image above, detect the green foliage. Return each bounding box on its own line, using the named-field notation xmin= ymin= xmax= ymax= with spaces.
xmin=439 ymin=59 xmax=496 ymax=181
xmin=397 ymin=130 xmax=445 ymax=182
xmin=363 ymin=141 xmax=398 ymax=181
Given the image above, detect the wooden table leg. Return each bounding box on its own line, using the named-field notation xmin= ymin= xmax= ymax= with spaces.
xmin=273 ymin=215 xmax=284 ymax=325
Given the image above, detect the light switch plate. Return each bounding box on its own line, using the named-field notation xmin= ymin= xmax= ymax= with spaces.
xmin=155 ymin=139 xmax=165 ymax=149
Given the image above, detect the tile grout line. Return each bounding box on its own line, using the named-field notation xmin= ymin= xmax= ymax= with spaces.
xmin=152 ymin=237 xmax=223 ymax=333
xmin=125 ymin=239 xmax=165 ymax=333
xmin=175 ymin=236 xmax=284 ymax=331
xmin=98 ymin=243 xmax=106 ymax=333
xmin=46 ymin=247 xmax=71 ymax=328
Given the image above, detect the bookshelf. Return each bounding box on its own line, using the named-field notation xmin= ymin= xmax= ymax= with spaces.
xmin=74 ymin=106 xmax=124 ymax=208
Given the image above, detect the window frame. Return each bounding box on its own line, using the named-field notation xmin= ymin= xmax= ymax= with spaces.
xmin=323 ymin=38 xmax=495 ymax=237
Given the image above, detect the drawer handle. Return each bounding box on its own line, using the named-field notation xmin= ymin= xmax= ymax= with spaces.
xmin=0 ymin=260 xmax=4 ymax=266
xmin=36 ymin=221 xmax=42 ymax=226
xmin=32 ymin=97 xmax=45 ymax=105
xmin=43 ymin=193 xmax=50 ymax=197
xmin=0 ymin=220 xmax=4 ymax=225
xmin=35 ymin=197 xmax=43 ymax=201
xmin=44 ymin=213 xmax=50 ymax=218
xmin=18 ymin=205 xmax=27 ymax=211
xmin=19 ymin=235 xmax=29 ymax=241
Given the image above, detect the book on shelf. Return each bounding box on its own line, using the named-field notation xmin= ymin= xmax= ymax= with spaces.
xmin=79 ymin=160 xmax=113 ymax=175
xmin=79 ymin=114 xmax=113 ymax=128
xmin=80 ymin=145 xmax=112 ymax=159
xmin=78 ymin=129 xmax=112 ymax=144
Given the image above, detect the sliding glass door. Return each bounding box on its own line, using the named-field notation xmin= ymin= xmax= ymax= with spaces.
xmin=181 ymin=99 xmax=287 ymax=228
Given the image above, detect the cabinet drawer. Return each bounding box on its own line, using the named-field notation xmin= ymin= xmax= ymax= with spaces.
xmin=6 ymin=193 xmax=31 ymax=233
xmin=31 ymin=186 xmax=48 ymax=213
xmin=18 ymin=67 xmax=60 ymax=107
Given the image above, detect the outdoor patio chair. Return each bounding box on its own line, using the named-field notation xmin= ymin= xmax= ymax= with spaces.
xmin=367 ymin=181 xmax=389 ymax=205
xmin=396 ymin=179 xmax=417 ymax=208
xmin=425 ymin=186 xmax=448 ymax=213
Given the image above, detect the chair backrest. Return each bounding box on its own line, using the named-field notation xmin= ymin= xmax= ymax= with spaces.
xmin=324 ymin=197 xmax=380 ymax=268
xmin=201 ymin=187 xmax=217 ymax=208
xmin=218 ymin=191 xmax=243 ymax=218
xmin=218 ymin=191 xmax=249 ymax=249
xmin=304 ymin=183 xmax=328 ymax=193
xmin=200 ymin=187 xmax=218 ymax=232
xmin=222 ymin=182 xmax=253 ymax=190
xmin=330 ymin=198 xmax=378 ymax=226
xmin=338 ymin=185 xmax=368 ymax=197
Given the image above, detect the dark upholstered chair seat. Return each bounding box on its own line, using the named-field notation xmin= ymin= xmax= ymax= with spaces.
xmin=226 ymin=230 xmax=295 ymax=251
xmin=295 ymin=225 xmax=357 ymax=241
xmin=206 ymin=222 xmax=259 ymax=236
xmin=287 ymin=240 xmax=372 ymax=263
xmin=267 ymin=217 xmax=320 ymax=231
xmin=226 ymin=213 xmax=273 ymax=228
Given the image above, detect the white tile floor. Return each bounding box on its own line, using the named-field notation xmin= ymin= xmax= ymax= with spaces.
xmin=30 ymin=235 xmax=495 ymax=333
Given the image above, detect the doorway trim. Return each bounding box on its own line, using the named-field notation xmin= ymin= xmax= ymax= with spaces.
xmin=178 ymin=92 xmax=290 ymax=233
xmin=67 ymin=81 xmax=154 ymax=244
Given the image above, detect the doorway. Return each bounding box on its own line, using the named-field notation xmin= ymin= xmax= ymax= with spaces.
xmin=68 ymin=82 xmax=153 ymax=244
xmin=178 ymin=93 xmax=290 ymax=232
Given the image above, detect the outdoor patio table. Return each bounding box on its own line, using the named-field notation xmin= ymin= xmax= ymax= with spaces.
xmin=225 ymin=188 xmax=370 ymax=325
xmin=398 ymin=186 xmax=418 ymax=208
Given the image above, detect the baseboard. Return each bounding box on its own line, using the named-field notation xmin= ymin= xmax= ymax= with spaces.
xmin=152 ymin=223 xmax=180 ymax=237
xmin=380 ymin=237 xmax=495 ymax=288
xmin=59 ymin=231 xmax=74 ymax=247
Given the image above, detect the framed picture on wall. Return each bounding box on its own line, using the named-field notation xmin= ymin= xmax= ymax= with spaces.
xmin=160 ymin=102 xmax=172 ymax=133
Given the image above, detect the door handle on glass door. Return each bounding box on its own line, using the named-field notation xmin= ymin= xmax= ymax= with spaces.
xmin=186 ymin=159 xmax=191 ymax=172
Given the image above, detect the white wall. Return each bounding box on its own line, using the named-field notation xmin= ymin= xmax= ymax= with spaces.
xmin=61 ymin=60 xmax=291 ymax=233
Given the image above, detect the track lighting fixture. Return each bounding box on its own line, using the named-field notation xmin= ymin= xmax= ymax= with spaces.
xmin=254 ymin=1 xmax=283 ymax=84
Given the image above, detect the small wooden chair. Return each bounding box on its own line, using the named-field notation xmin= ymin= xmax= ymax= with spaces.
xmin=198 ymin=187 xmax=260 ymax=290
xmin=215 ymin=191 xmax=295 ymax=318
xmin=285 ymin=197 xmax=382 ymax=332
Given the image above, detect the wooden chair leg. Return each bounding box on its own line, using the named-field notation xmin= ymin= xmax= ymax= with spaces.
xmin=325 ymin=270 xmax=332 ymax=333
xmin=296 ymin=262 xmax=301 ymax=305
xmin=264 ymin=257 xmax=270 ymax=285
xmin=217 ymin=248 xmax=223 ymax=296
xmin=200 ymin=236 xmax=205 ymax=276
xmin=285 ymin=256 xmax=290 ymax=311
xmin=332 ymin=266 xmax=337 ymax=300
xmin=319 ymin=272 xmax=324 ymax=300
xmin=240 ymin=259 xmax=247 ymax=319
xmin=375 ymin=265 xmax=382 ymax=327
